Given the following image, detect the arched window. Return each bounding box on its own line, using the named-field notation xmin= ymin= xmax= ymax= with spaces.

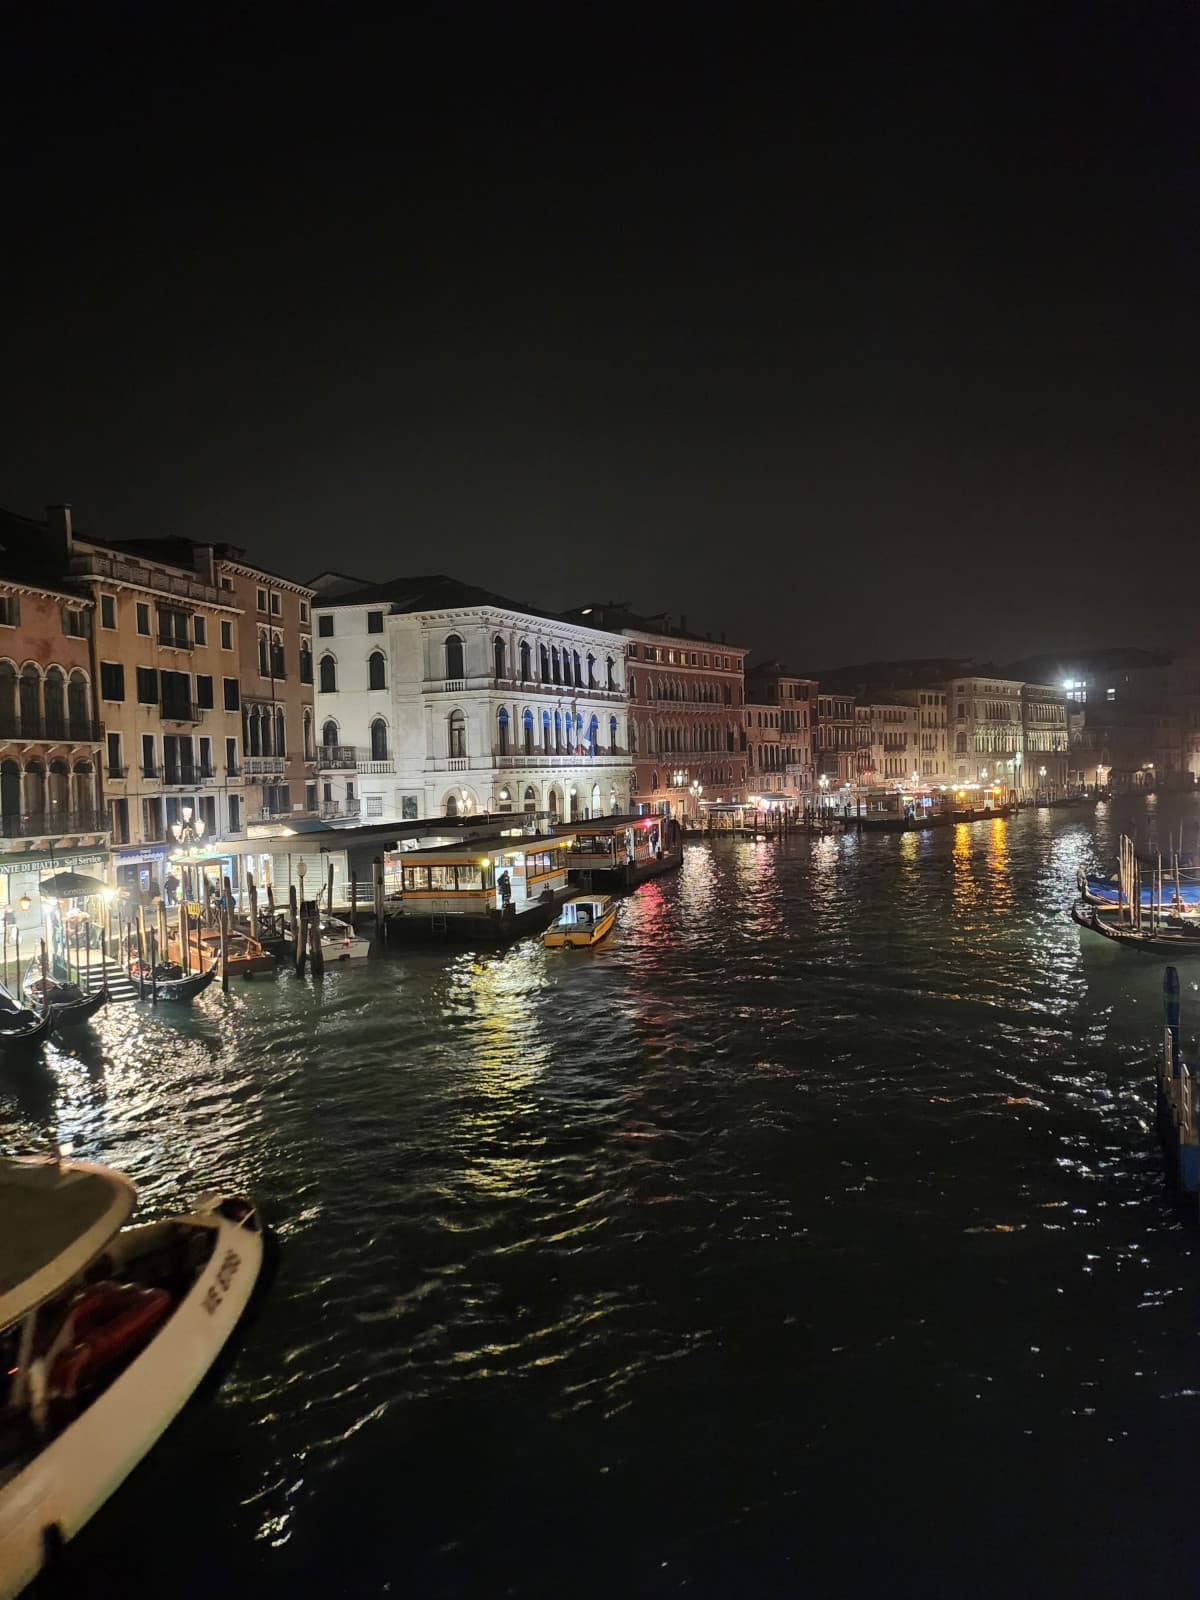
xmin=630 ymin=720 xmax=638 ymax=754
xmin=19 ymin=666 xmax=40 ymax=731
xmin=448 ymin=710 xmax=466 ymax=758
xmin=494 ymin=636 xmax=506 ymax=679
xmin=368 ymin=650 xmax=387 ymax=691
xmin=519 ymin=640 xmax=531 ymax=681
xmin=68 ymin=670 xmax=90 ymax=736
xmin=44 ymin=667 xmax=66 ymax=736
xmin=370 ymin=718 xmax=389 ymax=760
xmin=551 ymin=646 xmax=561 ymax=685
xmin=446 ymin=792 xmax=459 ymax=817
xmin=497 ymin=707 xmax=509 ymax=755
xmin=445 ymin=634 xmax=465 ymax=681
xmin=651 ymin=770 xmax=659 ymax=792
xmin=540 ymin=643 xmax=550 ymax=681
xmin=299 ymin=638 xmax=313 ymax=684
xmin=24 ymin=759 xmax=45 ymax=819
xmin=73 ymin=760 xmax=95 ymax=816
xmin=321 ymin=718 xmax=338 ymax=749
xmin=0 ymin=759 xmax=19 ymax=829
xmin=523 ymin=784 xmax=537 ymax=814
xmin=587 ymin=715 xmax=599 ymax=755
xmin=548 ymin=788 xmax=559 ymax=819
xmin=319 ymin=654 xmax=337 ymax=693
xmin=629 ymin=673 xmax=637 ymax=700
xmin=523 ymin=708 xmax=534 ymax=755
xmin=572 ymin=650 xmax=582 ymax=687
xmin=587 ymin=653 xmax=596 ymax=688
xmin=303 ymin=709 xmax=314 ymax=761
xmin=609 ymin=715 xmax=618 ymax=753
xmin=48 ymin=759 xmax=69 ymax=817
xmin=553 ymin=710 xmax=562 ymax=752
xmin=258 ymin=632 xmax=270 ymax=676
xmin=542 ymin=710 xmax=551 ymax=754
xmin=591 ymin=782 xmax=601 ymax=816
xmin=0 ymin=662 xmax=15 ymax=730
xmin=497 ymin=786 xmax=513 ymax=813
xmin=275 ymin=707 xmax=286 ymax=756
xmin=955 ymin=732 xmax=967 ymax=754
xmin=606 ymin=656 xmax=615 ymax=691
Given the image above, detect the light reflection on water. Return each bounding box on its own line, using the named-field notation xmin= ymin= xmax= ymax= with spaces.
xmin=7 ymin=794 xmax=1200 ymax=1598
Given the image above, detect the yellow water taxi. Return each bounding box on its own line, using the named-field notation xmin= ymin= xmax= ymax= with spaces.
xmin=543 ymin=895 xmax=616 ymax=949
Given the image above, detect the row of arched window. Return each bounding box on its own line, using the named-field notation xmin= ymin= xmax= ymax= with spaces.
xmin=0 ymin=661 xmax=92 ymax=737
xmin=494 ymin=708 xmax=620 ymax=758
xmin=632 ymin=674 xmax=733 ymax=706
xmin=435 ymin=633 xmax=619 ymax=692
xmin=631 ymin=720 xmax=738 ymax=755
xmin=0 ymin=757 xmax=98 ymax=832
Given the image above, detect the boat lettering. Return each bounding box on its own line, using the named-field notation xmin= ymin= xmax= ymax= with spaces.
xmin=202 ymin=1248 xmax=241 ymax=1315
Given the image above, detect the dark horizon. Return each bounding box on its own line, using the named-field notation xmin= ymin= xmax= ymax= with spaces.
xmin=4 ymin=3 xmax=1196 ymax=669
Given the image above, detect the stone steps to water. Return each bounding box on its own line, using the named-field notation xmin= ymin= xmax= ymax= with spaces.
xmin=90 ymin=957 xmax=141 ymax=1004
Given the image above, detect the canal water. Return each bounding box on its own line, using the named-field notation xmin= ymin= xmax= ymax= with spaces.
xmin=6 ymin=795 xmax=1200 ymax=1598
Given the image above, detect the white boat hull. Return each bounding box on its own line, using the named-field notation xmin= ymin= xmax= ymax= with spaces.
xmin=0 ymin=1206 xmax=262 ymax=1599
xmin=322 ymin=934 xmax=370 ymax=961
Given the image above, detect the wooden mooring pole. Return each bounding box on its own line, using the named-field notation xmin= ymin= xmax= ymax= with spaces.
xmin=373 ymin=856 xmax=385 ymax=943
xmin=308 ymin=901 xmax=324 ymax=978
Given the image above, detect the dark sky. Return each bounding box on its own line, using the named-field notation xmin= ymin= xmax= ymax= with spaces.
xmin=4 ymin=2 xmax=1197 ymax=667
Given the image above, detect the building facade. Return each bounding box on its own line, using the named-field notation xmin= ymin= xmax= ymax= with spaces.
xmin=563 ymin=610 xmax=747 ymax=818
xmin=745 ymin=663 xmax=816 ymax=796
xmin=0 ymin=543 xmax=108 ymax=939
xmin=213 ymin=553 xmax=318 ymax=825
xmin=815 ymin=693 xmax=857 ymax=787
xmin=896 ymin=687 xmax=949 ymax=785
xmin=857 ymin=701 xmax=921 ymax=786
xmin=313 ymin=578 xmax=635 ymax=823
xmin=62 ymin=523 xmax=247 ymax=891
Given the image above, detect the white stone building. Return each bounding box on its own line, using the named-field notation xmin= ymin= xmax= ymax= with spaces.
xmin=311 ymin=576 xmax=634 ymax=823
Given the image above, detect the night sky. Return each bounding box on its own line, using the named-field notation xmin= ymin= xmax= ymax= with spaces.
xmin=4 ymin=3 xmax=1196 ymax=667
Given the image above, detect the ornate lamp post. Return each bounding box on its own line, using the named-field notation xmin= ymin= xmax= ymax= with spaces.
xmin=169 ymin=805 xmax=207 ymax=901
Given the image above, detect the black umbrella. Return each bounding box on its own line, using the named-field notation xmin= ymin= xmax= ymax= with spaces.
xmin=38 ymin=871 xmax=108 ymax=900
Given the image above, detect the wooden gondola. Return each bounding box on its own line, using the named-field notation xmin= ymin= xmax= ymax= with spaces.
xmin=154 ymin=958 xmax=219 ymax=1003
xmin=22 ymin=960 xmax=110 ymax=1029
xmin=0 ymin=984 xmax=53 ymax=1063
xmin=1071 ymin=900 xmax=1200 ymax=957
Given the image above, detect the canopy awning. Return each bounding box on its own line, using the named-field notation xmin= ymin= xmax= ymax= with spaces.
xmin=0 ymin=1157 xmax=137 ymax=1328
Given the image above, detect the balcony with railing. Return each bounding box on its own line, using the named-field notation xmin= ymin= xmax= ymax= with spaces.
xmin=320 ymin=799 xmax=361 ymax=820
xmin=160 ymin=702 xmax=203 ymax=724
xmin=162 ymin=765 xmax=218 ymax=787
xmin=318 ymin=744 xmax=357 ymax=770
xmin=357 ymin=758 xmax=395 ymax=775
xmin=0 ymin=810 xmax=109 ymax=840
xmin=107 ymin=765 xmax=128 ymax=779
xmin=0 ymin=716 xmax=103 ymax=744
xmin=70 ymin=550 xmax=220 ymax=605
xmin=243 ymin=755 xmax=288 ymax=777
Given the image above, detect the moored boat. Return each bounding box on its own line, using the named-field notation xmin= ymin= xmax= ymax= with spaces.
xmin=0 ymin=985 xmax=53 ymax=1065
xmin=22 ymin=962 xmax=109 ymax=1030
xmin=0 ymin=1153 xmax=263 ymax=1599
xmin=1071 ymin=900 xmax=1200 ymax=957
xmin=543 ymin=894 xmax=616 ymax=949
xmin=318 ymin=914 xmax=370 ymax=961
xmin=1077 ymin=868 xmax=1200 ymax=911
xmin=127 ymin=958 xmax=219 ymax=1003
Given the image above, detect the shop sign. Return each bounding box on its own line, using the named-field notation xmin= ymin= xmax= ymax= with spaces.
xmin=117 ymin=847 xmax=166 ymax=865
xmin=0 ymin=851 xmax=108 ymax=876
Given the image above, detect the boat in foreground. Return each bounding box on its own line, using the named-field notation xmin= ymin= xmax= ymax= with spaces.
xmin=22 ymin=962 xmax=109 ymax=1030
xmin=1071 ymin=900 xmax=1200 ymax=957
xmin=318 ymin=914 xmax=370 ymax=961
xmin=543 ymin=894 xmax=617 ymax=949
xmin=0 ymin=1153 xmax=263 ymax=1599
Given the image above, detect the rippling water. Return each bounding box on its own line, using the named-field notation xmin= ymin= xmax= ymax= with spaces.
xmin=7 ymin=795 xmax=1200 ymax=1598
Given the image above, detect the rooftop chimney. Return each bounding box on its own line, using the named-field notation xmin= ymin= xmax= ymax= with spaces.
xmin=46 ymin=503 xmax=74 ymax=568
xmin=680 ymin=613 xmax=688 ymax=634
